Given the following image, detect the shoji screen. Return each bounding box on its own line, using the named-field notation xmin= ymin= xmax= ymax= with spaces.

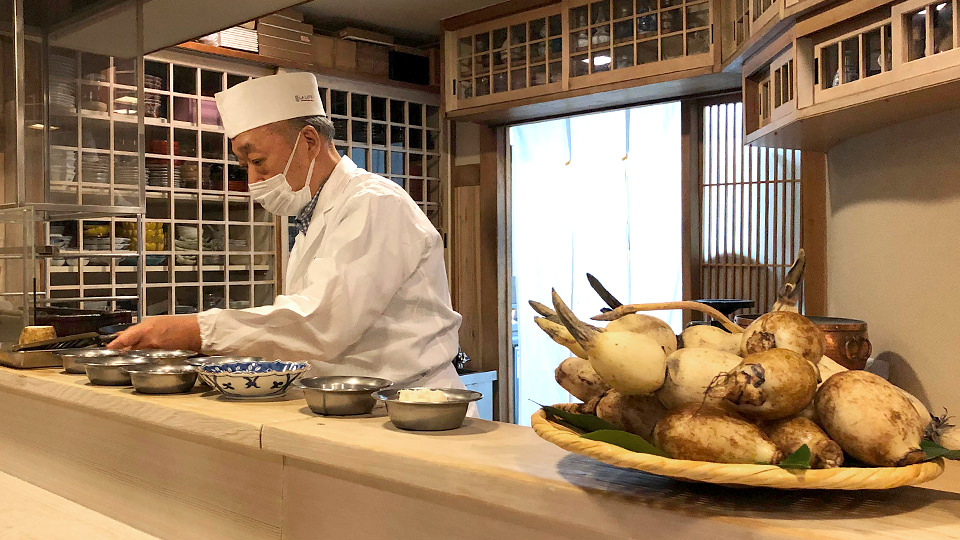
xmin=698 ymin=100 xmax=802 ymax=313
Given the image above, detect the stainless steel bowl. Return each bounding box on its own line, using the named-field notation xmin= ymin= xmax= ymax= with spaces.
xmin=375 ymin=388 xmax=482 ymax=431
xmin=59 ymin=348 xmax=122 ymax=374
xmin=295 ymin=376 xmax=393 ymax=416
xmin=84 ymin=357 xmax=152 ymax=386
xmin=190 ymin=356 xmax=264 ymax=387
xmin=125 ymin=365 xmax=198 ymax=394
xmin=123 ymin=349 xmax=197 ymax=364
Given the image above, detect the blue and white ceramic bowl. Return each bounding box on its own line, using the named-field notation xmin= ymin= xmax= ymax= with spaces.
xmin=199 ymin=359 xmax=309 ymax=399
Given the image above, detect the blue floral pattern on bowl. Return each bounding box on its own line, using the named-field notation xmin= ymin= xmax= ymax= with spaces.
xmin=199 ymin=361 xmax=309 ymax=398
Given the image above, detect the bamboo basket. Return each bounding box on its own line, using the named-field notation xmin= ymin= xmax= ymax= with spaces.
xmin=531 ymin=404 xmax=945 ymax=490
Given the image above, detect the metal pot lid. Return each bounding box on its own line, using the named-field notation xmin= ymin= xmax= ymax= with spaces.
xmin=735 ymin=313 xmax=866 ymax=331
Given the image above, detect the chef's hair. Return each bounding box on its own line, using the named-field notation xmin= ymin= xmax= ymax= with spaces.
xmin=280 ymin=115 xmax=336 ymax=144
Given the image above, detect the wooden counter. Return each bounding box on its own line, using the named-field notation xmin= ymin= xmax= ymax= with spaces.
xmin=1 ymin=366 xmax=958 ymax=540
xmin=0 ymin=470 xmax=161 ymax=540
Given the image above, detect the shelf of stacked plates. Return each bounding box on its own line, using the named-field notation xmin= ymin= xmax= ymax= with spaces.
xmin=34 ymin=44 xmax=147 ymax=316
xmin=45 ymin=48 xmax=279 ymax=317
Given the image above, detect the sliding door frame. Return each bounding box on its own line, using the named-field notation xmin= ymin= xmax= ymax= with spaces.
xmin=684 ymin=93 xmax=827 ymax=318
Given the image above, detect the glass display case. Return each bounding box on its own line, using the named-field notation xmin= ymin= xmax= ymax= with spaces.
xmin=1 ymin=0 xmax=148 ymax=317
xmin=0 ymin=206 xmax=36 ymax=343
xmin=566 ymin=0 xmax=712 ymax=85
xmin=568 ymin=0 xmax=711 ymax=77
xmin=898 ymin=0 xmax=957 ymax=62
xmin=1 ymin=0 xmax=302 ymax=318
xmin=43 ymin=50 xmax=277 ymax=316
xmin=447 ymin=4 xmax=564 ymax=110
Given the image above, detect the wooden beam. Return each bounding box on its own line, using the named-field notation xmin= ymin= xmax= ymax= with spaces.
xmin=175 ymin=42 xmax=440 ymax=94
xmin=446 ymin=70 xmax=741 ymax=125
xmin=441 ymin=0 xmax=558 ymax=32
xmin=801 ymin=150 xmax=827 ymax=315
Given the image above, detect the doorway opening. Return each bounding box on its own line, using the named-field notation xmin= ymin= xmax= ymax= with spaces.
xmin=509 ymin=101 xmax=683 ymax=425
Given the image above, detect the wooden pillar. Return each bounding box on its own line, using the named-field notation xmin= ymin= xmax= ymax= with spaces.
xmin=800 ymin=150 xmax=827 ymax=315
xmin=681 ymin=99 xmax=702 ymax=324
xmin=450 ymin=122 xmax=508 ymax=421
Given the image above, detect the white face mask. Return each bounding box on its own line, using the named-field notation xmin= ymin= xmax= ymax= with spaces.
xmin=248 ymin=132 xmax=317 ymax=216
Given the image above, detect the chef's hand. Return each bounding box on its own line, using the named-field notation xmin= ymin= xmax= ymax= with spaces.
xmin=107 ymin=314 xmax=202 ymax=352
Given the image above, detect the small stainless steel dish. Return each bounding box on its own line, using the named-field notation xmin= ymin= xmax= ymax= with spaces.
xmin=375 ymin=388 xmax=482 ymax=431
xmin=123 ymin=349 xmax=197 ymax=364
xmin=84 ymin=357 xmax=152 ymax=386
xmin=125 ymin=364 xmax=198 ymax=394
xmin=295 ymin=376 xmax=393 ymax=416
xmin=59 ymin=348 xmax=122 ymax=374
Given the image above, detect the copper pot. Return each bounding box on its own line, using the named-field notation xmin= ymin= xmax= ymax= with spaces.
xmin=734 ymin=314 xmax=872 ymax=370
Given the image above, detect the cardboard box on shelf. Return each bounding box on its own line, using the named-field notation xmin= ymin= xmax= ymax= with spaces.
xmin=356 ymin=42 xmax=389 ymax=77
xmin=258 ymin=14 xmax=313 ymax=35
xmin=333 ymin=39 xmax=357 ymax=71
xmin=257 ymin=23 xmax=313 ymax=45
xmin=258 ymin=44 xmax=312 ymax=65
xmin=312 ymin=35 xmax=336 ymax=68
xmin=258 ymin=34 xmax=311 ymax=56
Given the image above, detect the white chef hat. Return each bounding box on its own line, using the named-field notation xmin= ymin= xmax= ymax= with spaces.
xmin=215 ymin=72 xmax=325 ymax=138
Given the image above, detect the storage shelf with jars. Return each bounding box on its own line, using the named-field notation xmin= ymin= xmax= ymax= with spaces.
xmin=446 ymin=4 xmax=564 ymax=110
xmin=725 ymin=0 xmax=780 ymax=54
xmin=742 ymin=0 xmax=960 ymax=151
xmin=565 ymin=0 xmax=714 ymax=88
xmin=43 ymin=48 xmax=279 ymax=316
xmin=443 ymin=0 xmax=720 ymax=116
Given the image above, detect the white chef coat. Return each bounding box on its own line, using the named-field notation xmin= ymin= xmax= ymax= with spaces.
xmin=197 ymin=156 xmax=470 ymax=401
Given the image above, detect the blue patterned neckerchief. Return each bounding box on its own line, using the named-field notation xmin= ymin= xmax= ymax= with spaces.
xmin=293 ymin=185 xmax=323 ymax=236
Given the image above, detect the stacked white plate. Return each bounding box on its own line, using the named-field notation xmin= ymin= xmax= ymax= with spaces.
xmin=175 ymin=238 xmax=199 ymax=250
xmin=84 ymin=236 xmax=113 ymax=251
xmin=115 ymin=156 xmax=139 ymax=184
xmin=49 ymin=234 xmax=73 ymax=249
xmin=144 ymin=93 xmax=163 ymax=118
xmin=144 ymin=74 xmax=163 ymax=90
xmin=146 ymin=160 xmax=170 ymax=187
xmin=50 ymin=149 xmax=77 ymax=183
xmin=176 ymin=224 xmax=198 ymax=237
xmin=81 ymin=153 xmax=109 ymax=184
xmin=175 ymin=224 xmax=200 ymax=254
xmin=219 ymin=27 xmax=259 ymax=53
xmin=171 ymin=166 xmax=184 ymax=188
xmin=144 ymin=74 xmax=163 ymax=118
xmin=229 ymin=238 xmax=248 ymax=251
xmin=49 ymin=54 xmax=77 ymax=113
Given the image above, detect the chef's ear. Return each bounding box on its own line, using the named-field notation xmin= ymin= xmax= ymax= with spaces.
xmin=300 ymin=124 xmax=323 ymax=153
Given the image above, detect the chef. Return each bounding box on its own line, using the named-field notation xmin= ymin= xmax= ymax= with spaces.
xmin=110 ymin=72 xmax=468 ymax=395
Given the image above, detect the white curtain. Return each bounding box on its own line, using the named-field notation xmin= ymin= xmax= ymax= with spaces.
xmin=510 ymin=102 xmax=683 ymax=425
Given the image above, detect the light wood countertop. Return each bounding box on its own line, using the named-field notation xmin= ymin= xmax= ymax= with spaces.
xmin=0 ymin=470 xmax=160 ymax=540
xmin=1 ymin=366 xmax=959 ymax=540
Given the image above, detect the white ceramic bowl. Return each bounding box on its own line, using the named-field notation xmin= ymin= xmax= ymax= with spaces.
xmin=198 ymin=359 xmax=308 ymax=399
